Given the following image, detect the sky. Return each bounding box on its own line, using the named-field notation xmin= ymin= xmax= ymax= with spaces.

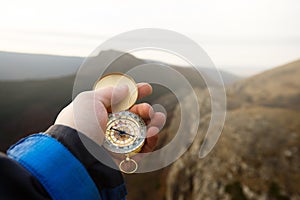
xmin=0 ymin=0 xmax=299 ymax=76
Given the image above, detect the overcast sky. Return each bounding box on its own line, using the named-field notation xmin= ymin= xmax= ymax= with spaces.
xmin=0 ymin=0 xmax=299 ymax=76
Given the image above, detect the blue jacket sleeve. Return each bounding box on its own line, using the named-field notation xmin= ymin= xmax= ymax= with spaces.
xmin=0 ymin=125 xmax=127 ymax=200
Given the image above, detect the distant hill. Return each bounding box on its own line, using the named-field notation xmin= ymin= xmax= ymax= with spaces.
xmin=0 ymin=51 xmax=83 ymax=80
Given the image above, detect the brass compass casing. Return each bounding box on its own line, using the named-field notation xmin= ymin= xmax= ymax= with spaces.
xmin=94 ymin=73 xmax=147 ymax=173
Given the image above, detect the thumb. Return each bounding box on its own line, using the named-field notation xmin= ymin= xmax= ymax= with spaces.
xmin=94 ymin=85 xmax=129 ymax=110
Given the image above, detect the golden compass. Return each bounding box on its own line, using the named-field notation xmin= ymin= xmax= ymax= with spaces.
xmin=94 ymin=73 xmax=146 ymax=174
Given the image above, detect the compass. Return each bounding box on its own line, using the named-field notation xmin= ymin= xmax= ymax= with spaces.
xmin=94 ymin=73 xmax=147 ymax=173
xmin=104 ymin=111 xmax=146 ymax=154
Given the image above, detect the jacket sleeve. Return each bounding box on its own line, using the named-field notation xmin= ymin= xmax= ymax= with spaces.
xmin=0 ymin=125 xmax=127 ymax=200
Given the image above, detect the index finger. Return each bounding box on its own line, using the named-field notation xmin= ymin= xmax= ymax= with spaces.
xmin=137 ymin=83 xmax=152 ymax=100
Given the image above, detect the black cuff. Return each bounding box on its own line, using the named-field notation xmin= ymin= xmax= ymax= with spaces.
xmin=45 ymin=125 xmax=125 ymax=191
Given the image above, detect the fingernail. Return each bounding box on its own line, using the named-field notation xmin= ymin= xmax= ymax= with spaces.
xmin=147 ymin=127 xmax=159 ymax=138
xmin=149 ymin=106 xmax=154 ymax=118
xmin=138 ymin=83 xmax=149 ymax=87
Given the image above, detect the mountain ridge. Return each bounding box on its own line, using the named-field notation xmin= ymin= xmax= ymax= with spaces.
xmin=0 ymin=50 xmax=239 ymax=84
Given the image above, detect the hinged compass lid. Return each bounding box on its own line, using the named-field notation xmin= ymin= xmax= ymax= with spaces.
xmin=93 ymin=73 xmax=138 ymax=112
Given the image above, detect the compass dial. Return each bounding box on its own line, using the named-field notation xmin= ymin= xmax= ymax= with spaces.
xmin=104 ymin=111 xmax=147 ymax=154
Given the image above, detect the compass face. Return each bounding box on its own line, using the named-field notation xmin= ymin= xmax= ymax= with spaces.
xmin=104 ymin=111 xmax=147 ymax=154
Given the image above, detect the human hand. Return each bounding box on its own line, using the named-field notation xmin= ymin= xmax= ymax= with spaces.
xmin=54 ymin=83 xmax=166 ymax=157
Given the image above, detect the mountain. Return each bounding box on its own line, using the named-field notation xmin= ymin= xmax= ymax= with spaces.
xmin=166 ymin=59 xmax=300 ymax=200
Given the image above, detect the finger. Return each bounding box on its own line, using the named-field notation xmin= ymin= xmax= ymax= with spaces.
xmin=137 ymin=83 xmax=152 ymax=100
xmin=129 ymin=103 xmax=154 ymax=120
xmin=147 ymin=112 xmax=166 ymax=130
xmin=141 ymin=127 xmax=159 ymax=153
xmin=94 ymin=85 xmax=128 ymax=109
xmin=132 ymin=126 xmax=160 ymax=161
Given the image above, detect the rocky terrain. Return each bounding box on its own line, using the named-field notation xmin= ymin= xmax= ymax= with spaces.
xmin=165 ymin=60 xmax=300 ymax=200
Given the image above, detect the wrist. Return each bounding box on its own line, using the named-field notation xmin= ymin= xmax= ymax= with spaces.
xmin=46 ymin=125 xmax=126 ymax=190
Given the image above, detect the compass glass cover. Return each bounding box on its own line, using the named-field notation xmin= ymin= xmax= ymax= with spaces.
xmin=104 ymin=111 xmax=146 ymax=154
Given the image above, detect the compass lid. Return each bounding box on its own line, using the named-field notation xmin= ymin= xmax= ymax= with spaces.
xmin=93 ymin=73 xmax=138 ymax=112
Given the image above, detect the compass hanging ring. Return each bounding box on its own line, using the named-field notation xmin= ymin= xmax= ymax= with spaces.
xmin=119 ymin=155 xmax=138 ymax=174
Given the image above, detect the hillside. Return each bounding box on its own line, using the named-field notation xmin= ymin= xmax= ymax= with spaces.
xmin=166 ymin=59 xmax=300 ymax=199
